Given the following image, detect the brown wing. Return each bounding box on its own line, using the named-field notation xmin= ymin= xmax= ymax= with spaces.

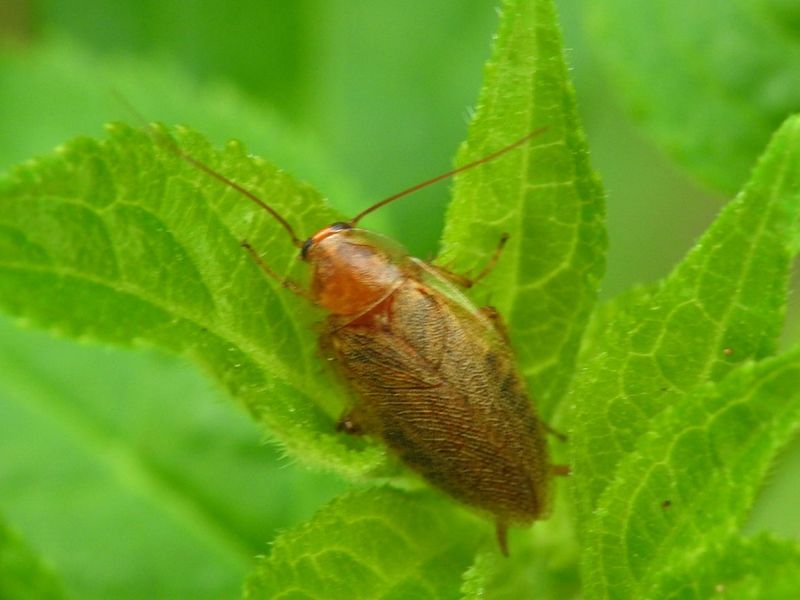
xmin=323 ymin=278 xmax=550 ymax=524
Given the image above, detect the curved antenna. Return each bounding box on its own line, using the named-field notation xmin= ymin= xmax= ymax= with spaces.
xmin=113 ymin=91 xmax=304 ymax=248
xmin=162 ymin=142 xmax=304 ymax=248
xmin=349 ymin=126 xmax=547 ymax=226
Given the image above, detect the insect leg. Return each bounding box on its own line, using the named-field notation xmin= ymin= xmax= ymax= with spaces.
xmin=468 ymin=232 xmax=510 ymax=285
xmin=433 ymin=233 xmax=510 ymax=288
xmin=540 ymin=420 xmax=568 ymax=443
xmin=478 ymin=306 xmax=510 ymax=341
xmin=240 ymin=240 xmax=310 ymax=300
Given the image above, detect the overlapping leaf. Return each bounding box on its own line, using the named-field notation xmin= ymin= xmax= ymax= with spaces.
xmin=570 ymin=114 xmax=800 ymax=597
xmin=585 ymin=348 xmax=800 ymax=597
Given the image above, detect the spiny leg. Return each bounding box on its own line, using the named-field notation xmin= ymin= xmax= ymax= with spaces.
xmin=540 ymin=420 xmax=568 ymax=443
xmin=433 ymin=233 xmax=510 ymax=288
xmin=479 ymin=306 xmax=510 ymax=342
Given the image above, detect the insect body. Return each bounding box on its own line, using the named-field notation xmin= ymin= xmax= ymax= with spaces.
xmin=168 ymin=127 xmax=556 ymax=554
xmin=307 ymin=224 xmax=552 ymax=553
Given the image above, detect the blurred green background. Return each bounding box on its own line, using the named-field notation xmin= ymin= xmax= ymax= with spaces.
xmin=0 ymin=0 xmax=797 ymax=598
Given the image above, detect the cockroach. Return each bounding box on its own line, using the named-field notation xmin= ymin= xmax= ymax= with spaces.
xmin=156 ymin=124 xmax=563 ymax=555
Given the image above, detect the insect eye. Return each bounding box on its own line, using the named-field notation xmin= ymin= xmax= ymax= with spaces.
xmin=300 ymin=237 xmax=313 ymax=260
xmin=330 ymin=222 xmax=352 ymax=232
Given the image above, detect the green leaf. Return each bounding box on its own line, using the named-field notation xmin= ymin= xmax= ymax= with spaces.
xmin=0 ymin=124 xmax=391 ymax=476
xmin=244 ymin=488 xmax=481 ymax=600
xmin=441 ymin=0 xmax=606 ymax=417
xmin=571 ymin=113 xmax=800 ymax=524
xmin=649 ymin=534 xmax=800 ymax=599
xmin=585 ymin=346 xmax=800 ymax=597
xmin=0 ymin=313 xmax=344 ymax=599
xmin=589 ymin=0 xmax=800 ymax=193
xmin=0 ymin=517 xmax=67 ymax=600
xmin=570 ymin=114 xmax=800 ymax=595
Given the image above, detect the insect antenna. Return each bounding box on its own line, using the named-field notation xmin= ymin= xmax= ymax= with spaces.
xmin=349 ymin=126 xmax=547 ymax=226
xmin=113 ymin=91 xmax=304 ymax=248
